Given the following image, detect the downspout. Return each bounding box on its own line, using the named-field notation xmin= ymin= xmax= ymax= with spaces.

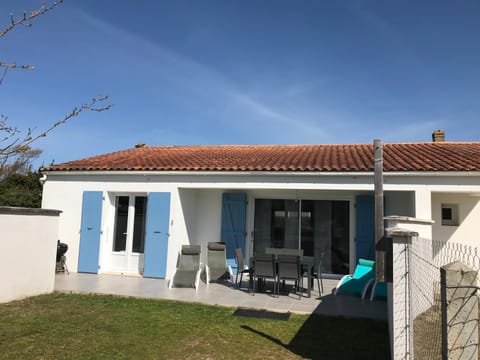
xmin=39 ymin=173 xmax=47 ymax=185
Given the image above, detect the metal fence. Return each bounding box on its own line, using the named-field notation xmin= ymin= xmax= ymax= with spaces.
xmin=407 ymin=239 xmax=480 ymax=359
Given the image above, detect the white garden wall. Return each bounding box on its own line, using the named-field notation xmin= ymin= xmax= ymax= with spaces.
xmin=0 ymin=207 xmax=61 ymax=303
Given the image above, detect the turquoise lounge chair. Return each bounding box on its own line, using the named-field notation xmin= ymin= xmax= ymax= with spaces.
xmin=333 ymin=259 xmax=375 ymax=299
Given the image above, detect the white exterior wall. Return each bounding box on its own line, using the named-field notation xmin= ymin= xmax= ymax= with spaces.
xmin=432 ymin=192 xmax=480 ymax=246
xmin=41 ymin=178 xmax=180 ymax=278
xmin=0 ymin=208 xmax=61 ymax=303
xmin=177 ymin=189 xmax=223 ymax=268
xmin=41 ymin=171 xmax=480 ymax=280
xmin=413 ymin=189 xmax=434 ymax=240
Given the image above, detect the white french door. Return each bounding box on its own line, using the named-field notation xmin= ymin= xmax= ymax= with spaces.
xmin=107 ymin=195 xmax=148 ymax=274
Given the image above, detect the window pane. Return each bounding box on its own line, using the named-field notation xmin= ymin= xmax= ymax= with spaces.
xmin=254 ymin=199 xmax=271 ymax=254
xmin=271 ymin=200 xmax=285 ymax=248
xmin=301 ymin=200 xmax=314 ymax=257
xmin=254 ymin=198 xmax=349 ymax=275
xmin=331 ymin=201 xmax=349 ymax=274
xmin=308 ymin=200 xmax=332 ymax=272
xmin=302 ymin=200 xmax=349 ymax=275
xmin=442 ymin=208 xmax=452 ymax=220
xmin=284 ymin=200 xmax=299 ymax=249
xmin=132 ymin=197 xmax=147 ymax=253
xmin=113 ymin=196 xmax=129 ymax=252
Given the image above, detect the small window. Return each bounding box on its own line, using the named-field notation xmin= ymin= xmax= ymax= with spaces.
xmin=441 ymin=204 xmax=459 ymax=226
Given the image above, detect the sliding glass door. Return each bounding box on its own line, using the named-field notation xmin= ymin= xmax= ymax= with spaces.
xmin=254 ymin=199 xmax=349 ymax=274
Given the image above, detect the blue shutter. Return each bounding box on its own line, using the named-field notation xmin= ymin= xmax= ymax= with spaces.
xmin=355 ymin=194 xmax=375 ymax=262
xmin=78 ymin=191 xmax=103 ymax=273
xmin=220 ymin=193 xmax=247 ymax=274
xmin=143 ymin=192 xmax=171 ymax=278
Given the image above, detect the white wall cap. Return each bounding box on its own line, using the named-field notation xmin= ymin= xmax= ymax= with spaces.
xmin=384 ymin=215 xmax=435 ymax=225
xmin=385 ymin=225 xmax=419 ymax=237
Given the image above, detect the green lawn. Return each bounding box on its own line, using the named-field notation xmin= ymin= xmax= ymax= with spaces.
xmin=0 ymin=293 xmax=389 ymax=359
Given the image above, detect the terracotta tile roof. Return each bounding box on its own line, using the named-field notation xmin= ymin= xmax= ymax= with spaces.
xmin=42 ymin=142 xmax=480 ymax=173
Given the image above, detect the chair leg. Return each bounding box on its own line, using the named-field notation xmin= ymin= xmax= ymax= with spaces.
xmin=63 ymin=260 xmax=69 ymax=275
xmin=300 ymin=276 xmax=304 ymax=299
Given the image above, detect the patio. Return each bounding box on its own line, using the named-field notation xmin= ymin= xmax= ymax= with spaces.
xmin=54 ymin=273 xmax=387 ymax=320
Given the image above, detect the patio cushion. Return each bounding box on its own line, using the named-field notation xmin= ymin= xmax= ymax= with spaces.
xmin=181 ymin=245 xmax=201 ymax=255
xmin=206 ymin=242 xmax=230 ymax=283
xmin=172 ymin=270 xmax=199 ymax=288
xmin=208 ymin=242 xmax=226 ymax=251
xmin=170 ymin=245 xmax=202 ymax=290
xmin=209 ymin=268 xmax=229 ymax=280
xmin=358 ymin=259 xmax=375 ymax=268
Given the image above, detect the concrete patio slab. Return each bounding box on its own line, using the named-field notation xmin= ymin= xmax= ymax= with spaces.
xmin=54 ymin=273 xmax=387 ymax=320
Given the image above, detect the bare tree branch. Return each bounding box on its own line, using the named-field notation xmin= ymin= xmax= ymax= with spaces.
xmin=0 ymin=1 xmax=112 ymax=176
xmin=0 ymin=0 xmax=63 ymax=39
xmin=0 ymin=67 xmax=8 ymax=87
xmin=0 ymin=95 xmax=112 ymax=166
xmin=0 ymin=2 xmax=56 ymax=84
xmin=0 ymin=62 xmax=34 ymax=70
xmin=0 ymin=62 xmax=34 ymax=86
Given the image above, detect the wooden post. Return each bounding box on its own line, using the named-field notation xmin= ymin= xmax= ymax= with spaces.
xmin=374 ymin=139 xmax=385 ymax=281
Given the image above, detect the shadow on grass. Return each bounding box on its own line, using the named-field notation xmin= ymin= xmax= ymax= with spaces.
xmin=240 ymin=300 xmax=390 ymax=360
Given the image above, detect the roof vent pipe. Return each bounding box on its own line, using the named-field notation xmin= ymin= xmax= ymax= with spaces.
xmin=432 ymin=130 xmax=445 ymax=142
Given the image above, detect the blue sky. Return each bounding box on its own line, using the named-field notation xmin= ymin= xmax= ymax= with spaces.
xmin=1 ymin=0 xmax=479 ymax=167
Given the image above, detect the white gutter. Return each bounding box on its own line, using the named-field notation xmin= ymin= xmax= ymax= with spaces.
xmin=40 ymin=170 xmax=480 ymax=177
xmin=41 ymin=170 xmax=373 ymax=177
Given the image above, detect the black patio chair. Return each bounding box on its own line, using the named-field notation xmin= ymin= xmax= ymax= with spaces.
xmin=302 ymin=256 xmax=324 ymax=297
xmin=234 ymin=248 xmax=252 ymax=290
xmin=252 ymin=254 xmax=277 ymax=297
xmin=277 ymin=254 xmax=302 ymax=299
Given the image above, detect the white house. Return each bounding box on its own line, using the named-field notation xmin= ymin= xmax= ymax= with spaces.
xmin=40 ymin=136 xmax=480 ymax=280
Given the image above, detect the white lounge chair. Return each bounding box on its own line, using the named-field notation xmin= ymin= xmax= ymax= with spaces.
xmin=205 ymin=242 xmax=233 ymax=284
xmin=169 ymin=245 xmax=202 ymax=290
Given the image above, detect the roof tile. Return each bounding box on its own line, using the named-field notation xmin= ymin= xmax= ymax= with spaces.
xmin=41 ymin=142 xmax=480 ymax=173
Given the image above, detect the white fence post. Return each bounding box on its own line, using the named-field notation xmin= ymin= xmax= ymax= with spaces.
xmin=387 ymin=226 xmax=417 ymax=360
xmin=385 ymin=216 xmax=435 ymax=360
